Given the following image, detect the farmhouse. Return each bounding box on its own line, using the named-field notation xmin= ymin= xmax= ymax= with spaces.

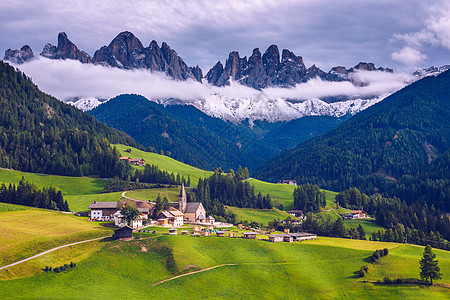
xmin=88 ymin=201 xmax=119 ymax=221
xmin=119 ymin=156 xmax=146 ymax=166
xmin=113 ymin=226 xmax=133 ymax=240
xmin=341 ymin=210 xmax=367 ymax=219
xmin=113 ymin=211 xmax=145 ymax=229
xmin=157 ymin=207 xmax=184 ymax=227
xmin=133 ymin=200 xmax=154 ymax=215
xmin=278 ymin=180 xmax=297 ymax=186
xmin=287 ymin=209 xmax=305 ymax=219
xmin=268 ymin=232 xmax=317 ymax=243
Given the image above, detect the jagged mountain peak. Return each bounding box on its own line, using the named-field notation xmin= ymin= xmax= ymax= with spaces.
xmin=3 ymin=45 xmax=34 ymax=64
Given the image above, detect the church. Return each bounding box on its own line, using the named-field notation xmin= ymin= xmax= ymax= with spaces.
xmin=178 ymin=183 xmax=208 ymax=223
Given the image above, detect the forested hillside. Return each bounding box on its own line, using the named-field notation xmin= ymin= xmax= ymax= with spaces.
xmin=0 ymin=61 xmax=139 ymax=177
xmin=257 ymin=70 xmax=450 ymax=210
xmin=90 ymin=94 xmax=346 ymax=171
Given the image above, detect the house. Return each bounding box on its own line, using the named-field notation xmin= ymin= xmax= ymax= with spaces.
xmin=351 ymin=210 xmax=367 ymax=219
xmin=243 ymin=232 xmax=257 ymax=239
xmin=89 ymin=201 xmax=119 ymax=221
xmin=133 ymin=200 xmax=154 ymax=215
xmin=206 ymin=216 xmax=215 ymax=224
xmin=113 ymin=211 xmax=144 ymax=229
xmin=278 ymin=180 xmax=297 ymax=186
xmin=216 ymin=231 xmax=225 ymax=237
xmin=341 ymin=210 xmax=367 ymax=219
xmin=268 ymin=232 xmax=317 ymax=243
xmin=129 ymin=158 xmax=145 ymax=167
xmin=113 ymin=226 xmax=133 ymax=240
xmin=169 ymin=228 xmax=177 ymax=235
xmin=119 ymin=156 xmax=146 ymax=167
xmin=287 ymin=210 xmax=305 ymax=219
xmin=157 ymin=207 xmax=184 ymax=227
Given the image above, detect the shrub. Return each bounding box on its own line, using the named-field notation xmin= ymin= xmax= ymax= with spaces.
xmin=394 ymin=278 xmax=402 ymax=284
xmin=371 ymin=256 xmax=378 ymax=263
xmin=53 ymin=267 xmax=60 ymax=273
xmin=383 ymin=276 xmax=392 ymax=284
xmin=383 ymin=248 xmax=389 ymax=256
xmin=358 ymin=267 xmax=367 ymax=277
xmin=362 ymin=265 xmax=369 ymax=273
xmin=373 ymin=251 xmax=380 ymax=260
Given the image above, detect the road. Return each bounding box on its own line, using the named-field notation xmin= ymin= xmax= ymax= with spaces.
xmin=0 ymin=236 xmax=110 ymax=271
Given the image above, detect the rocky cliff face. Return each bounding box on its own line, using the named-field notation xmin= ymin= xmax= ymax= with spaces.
xmin=92 ymin=31 xmax=202 ymax=82
xmin=4 ymin=45 xmax=34 ymax=64
xmin=40 ymin=32 xmax=91 ymax=63
xmin=206 ymin=45 xmax=393 ymax=89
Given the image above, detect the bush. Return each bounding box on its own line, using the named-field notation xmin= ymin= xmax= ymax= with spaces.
xmin=383 ymin=248 xmax=389 ymax=256
xmin=373 ymin=250 xmax=380 ymax=260
xmin=393 ymin=278 xmax=402 ymax=284
xmin=371 ymin=256 xmax=378 ymax=263
xmin=358 ymin=267 xmax=367 ymax=277
xmin=383 ymin=276 xmax=392 ymax=284
xmin=53 ymin=267 xmax=60 ymax=273
xmin=362 ymin=265 xmax=369 ymax=273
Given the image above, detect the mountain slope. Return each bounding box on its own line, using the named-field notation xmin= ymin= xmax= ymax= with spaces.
xmin=0 ymin=61 xmax=139 ymax=177
xmin=89 ymin=94 xmax=347 ymax=171
xmin=256 ymin=70 xmax=450 ymax=209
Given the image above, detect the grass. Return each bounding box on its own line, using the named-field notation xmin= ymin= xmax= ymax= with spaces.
xmin=0 ymin=207 xmax=113 ymax=268
xmin=226 ymin=206 xmax=293 ymax=226
xmin=0 ymin=235 xmax=448 ymax=299
xmin=0 ymin=202 xmax=29 ymax=212
xmin=0 ymin=168 xmax=123 ymax=212
xmin=124 ymin=188 xmax=183 ymax=203
xmin=113 ymin=144 xmax=213 ymax=185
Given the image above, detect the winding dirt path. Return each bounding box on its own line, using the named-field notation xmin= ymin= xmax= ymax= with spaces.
xmin=0 ymin=236 xmax=110 ymax=271
xmin=151 ymin=264 xmax=237 ymax=287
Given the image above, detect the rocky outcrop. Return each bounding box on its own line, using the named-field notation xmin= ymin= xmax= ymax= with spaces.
xmin=207 ymin=45 xmax=393 ymax=89
xmin=92 ymin=31 xmax=201 ymax=82
xmin=4 ymin=45 xmax=34 ymax=64
xmin=40 ymin=32 xmax=91 ymax=63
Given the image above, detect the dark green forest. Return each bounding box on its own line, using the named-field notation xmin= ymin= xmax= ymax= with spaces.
xmin=89 ymin=94 xmax=346 ymax=171
xmin=0 ymin=61 xmax=139 ymax=177
xmin=257 ymin=70 xmax=450 ymax=210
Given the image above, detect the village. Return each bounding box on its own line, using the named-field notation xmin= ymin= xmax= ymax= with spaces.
xmin=87 ymin=183 xmax=330 ymax=243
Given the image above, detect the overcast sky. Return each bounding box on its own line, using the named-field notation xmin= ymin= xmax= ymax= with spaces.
xmin=1 ymin=0 xmax=449 ymax=72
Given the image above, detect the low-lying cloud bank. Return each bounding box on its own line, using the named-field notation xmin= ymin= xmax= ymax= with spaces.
xmin=14 ymin=58 xmax=413 ymax=105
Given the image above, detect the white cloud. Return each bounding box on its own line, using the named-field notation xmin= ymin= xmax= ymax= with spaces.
xmin=391 ymin=46 xmax=427 ymax=67
xmin=13 ymin=57 xmax=412 ymax=105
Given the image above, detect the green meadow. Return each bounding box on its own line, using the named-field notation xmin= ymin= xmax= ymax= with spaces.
xmin=226 ymin=206 xmax=293 ymax=225
xmin=0 ymin=234 xmax=448 ymax=299
xmin=124 ymin=188 xmax=183 ymax=203
xmin=343 ymin=219 xmax=384 ymax=237
xmin=0 ymin=168 xmax=123 ymax=212
xmin=0 ymin=204 xmax=113 ymax=270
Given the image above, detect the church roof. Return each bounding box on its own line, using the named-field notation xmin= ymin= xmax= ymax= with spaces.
xmin=185 ymin=202 xmax=202 ymax=213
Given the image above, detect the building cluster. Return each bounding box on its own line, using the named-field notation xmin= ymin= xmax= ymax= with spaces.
xmin=156 ymin=184 xmax=216 ymax=227
xmin=341 ymin=210 xmax=367 ymax=219
xmin=119 ymin=156 xmax=146 ymax=166
xmin=277 ymin=179 xmax=297 ymax=186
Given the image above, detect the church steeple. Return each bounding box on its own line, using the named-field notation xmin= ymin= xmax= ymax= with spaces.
xmin=179 ymin=183 xmax=187 ymax=213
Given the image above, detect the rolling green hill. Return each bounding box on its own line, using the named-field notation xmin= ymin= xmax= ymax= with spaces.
xmin=256 ymin=69 xmax=450 ymax=210
xmin=0 ymin=168 xmax=123 ymax=212
xmin=0 ymin=234 xmax=448 ymax=299
xmin=0 ymin=61 xmax=139 ymax=178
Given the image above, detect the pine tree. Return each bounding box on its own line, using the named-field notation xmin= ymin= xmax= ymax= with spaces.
xmin=419 ymin=244 xmax=442 ymax=285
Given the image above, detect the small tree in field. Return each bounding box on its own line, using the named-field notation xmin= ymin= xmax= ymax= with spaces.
xmin=419 ymin=245 xmax=442 ymax=285
xmin=121 ymin=205 xmax=140 ymax=226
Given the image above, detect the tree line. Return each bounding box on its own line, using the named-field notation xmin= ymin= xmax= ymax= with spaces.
xmin=0 ymin=177 xmax=69 ymax=211
xmin=293 ymin=183 xmax=326 ymax=212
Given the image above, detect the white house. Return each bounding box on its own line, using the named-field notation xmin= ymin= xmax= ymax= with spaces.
xmin=88 ymin=201 xmax=119 ymax=221
xmin=114 ymin=211 xmax=144 ymax=229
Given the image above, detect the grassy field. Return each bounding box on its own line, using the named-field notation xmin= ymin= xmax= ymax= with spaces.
xmin=226 ymin=206 xmax=293 ymax=225
xmin=0 ymin=168 xmax=123 ymax=212
xmin=0 ymin=234 xmax=448 ymax=299
xmin=0 ymin=205 xmax=113 ymax=269
xmin=113 ymin=144 xmax=213 ymax=185
xmin=125 ymin=188 xmax=184 ymax=203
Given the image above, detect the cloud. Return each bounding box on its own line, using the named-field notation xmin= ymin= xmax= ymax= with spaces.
xmin=391 ymin=47 xmax=427 ymax=67
xmin=13 ymin=57 xmax=413 ymax=105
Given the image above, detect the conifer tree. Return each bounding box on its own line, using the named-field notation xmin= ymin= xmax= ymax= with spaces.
xmin=419 ymin=244 xmax=442 ymax=285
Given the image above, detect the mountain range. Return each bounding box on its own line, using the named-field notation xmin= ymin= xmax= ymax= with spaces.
xmin=256 ymin=69 xmax=450 ymax=209
xmin=4 ymin=31 xmax=391 ymax=89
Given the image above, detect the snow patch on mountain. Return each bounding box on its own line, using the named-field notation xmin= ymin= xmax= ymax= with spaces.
xmin=69 ymin=98 xmax=104 ymax=111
